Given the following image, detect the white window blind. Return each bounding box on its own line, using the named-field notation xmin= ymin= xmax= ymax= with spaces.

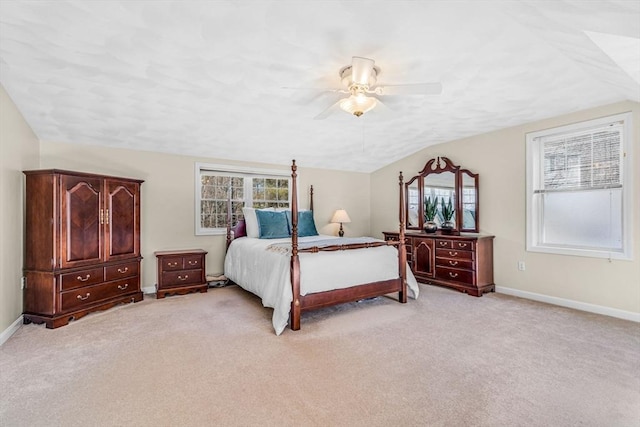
xmin=526 ymin=112 xmax=632 ymax=260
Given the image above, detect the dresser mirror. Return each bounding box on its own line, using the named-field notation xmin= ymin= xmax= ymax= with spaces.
xmin=405 ymin=157 xmax=479 ymax=232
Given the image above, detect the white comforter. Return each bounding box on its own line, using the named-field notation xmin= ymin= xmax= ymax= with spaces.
xmin=224 ymin=234 xmax=419 ymax=335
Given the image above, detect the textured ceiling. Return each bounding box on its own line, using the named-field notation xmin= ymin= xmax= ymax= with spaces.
xmin=1 ymin=1 xmax=639 ymax=173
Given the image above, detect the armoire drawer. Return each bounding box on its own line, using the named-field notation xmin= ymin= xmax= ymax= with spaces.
xmin=60 ymin=267 xmax=105 ymax=291
xmin=61 ymin=278 xmax=137 ymax=311
xmin=105 ymin=261 xmax=139 ymax=281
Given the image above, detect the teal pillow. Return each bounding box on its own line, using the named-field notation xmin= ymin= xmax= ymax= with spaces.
xmin=256 ymin=210 xmax=290 ymax=239
xmin=285 ymin=210 xmax=318 ymax=237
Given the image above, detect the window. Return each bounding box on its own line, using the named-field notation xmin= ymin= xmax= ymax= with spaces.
xmin=526 ymin=112 xmax=633 ymax=260
xmin=195 ymin=163 xmax=290 ymax=235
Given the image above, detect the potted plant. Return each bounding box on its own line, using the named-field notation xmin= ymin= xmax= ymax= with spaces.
xmin=440 ymin=197 xmax=455 ymax=233
xmin=423 ymin=196 xmax=438 ymax=233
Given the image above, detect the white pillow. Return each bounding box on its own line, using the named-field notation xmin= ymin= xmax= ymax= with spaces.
xmin=242 ymin=207 xmax=274 ymax=238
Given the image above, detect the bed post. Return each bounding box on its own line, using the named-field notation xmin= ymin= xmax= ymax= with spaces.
xmin=398 ymin=171 xmax=407 ymax=303
xmin=290 ymin=160 xmax=301 ymax=330
xmin=309 ymin=185 xmax=314 ymax=211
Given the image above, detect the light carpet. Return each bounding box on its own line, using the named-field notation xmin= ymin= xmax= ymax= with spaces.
xmin=1 ymin=284 xmax=639 ymax=426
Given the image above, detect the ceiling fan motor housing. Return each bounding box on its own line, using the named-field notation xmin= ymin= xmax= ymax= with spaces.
xmin=339 ymin=65 xmax=380 ymax=88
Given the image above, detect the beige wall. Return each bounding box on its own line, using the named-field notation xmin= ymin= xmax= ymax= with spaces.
xmin=39 ymin=142 xmax=370 ymax=290
xmin=0 ymin=85 xmax=39 ymax=333
xmin=2 ymin=84 xmax=637 ymax=335
xmin=371 ymin=101 xmax=640 ymax=315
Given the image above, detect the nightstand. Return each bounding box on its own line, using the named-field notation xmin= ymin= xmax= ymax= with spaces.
xmin=155 ymin=249 xmax=208 ymax=299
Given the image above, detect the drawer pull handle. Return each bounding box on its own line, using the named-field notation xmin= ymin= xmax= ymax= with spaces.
xmin=77 ymin=293 xmax=90 ymax=300
xmin=178 ymin=275 xmax=189 ymax=281
xmin=168 ymin=262 xmax=178 ymax=267
xmin=77 ymin=274 xmax=91 ymax=282
xmin=117 ymin=283 xmax=129 ymax=290
xmin=449 ymin=272 xmax=459 ymax=278
xmin=117 ymin=267 xmax=129 ymax=273
xmin=439 ymin=242 xmax=447 ymax=246
xmin=448 ymin=251 xmax=458 ymax=257
xmin=449 ymin=261 xmax=458 ymax=266
xmin=188 ymin=261 xmax=198 ymax=266
xmin=458 ymin=243 xmax=468 ymax=248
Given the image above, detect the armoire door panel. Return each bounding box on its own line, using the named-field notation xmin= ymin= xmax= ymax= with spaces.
xmin=105 ymin=180 xmax=140 ymax=260
xmin=60 ymin=176 xmax=103 ymax=268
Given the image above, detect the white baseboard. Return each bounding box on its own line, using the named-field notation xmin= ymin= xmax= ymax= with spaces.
xmin=496 ymin=286 xmax=640 ymax=322
xmin=141 ymin=285 xmax=156 ymax=295
xmin=0 ymin=316 xmax=23 ymax=347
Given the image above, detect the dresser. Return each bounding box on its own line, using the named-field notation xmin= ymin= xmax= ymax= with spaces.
xmin=383 ymin=231 xmax=494 ymax=297
xmin=155 ymin=249 xmax=208 ymax=298
xmin=23 ymin=170 xmax=143 ymax=328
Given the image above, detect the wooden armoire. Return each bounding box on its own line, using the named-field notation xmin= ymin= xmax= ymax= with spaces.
xmin=23 ymin=170 xmax=144 ymax=328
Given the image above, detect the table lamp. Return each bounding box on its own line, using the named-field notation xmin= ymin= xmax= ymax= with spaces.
xmin=331 ymin=209 xmax=351 ymax=237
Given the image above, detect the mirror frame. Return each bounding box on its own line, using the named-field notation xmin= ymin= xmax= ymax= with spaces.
xmin=405 ymin=157 xmax=479 ymax=233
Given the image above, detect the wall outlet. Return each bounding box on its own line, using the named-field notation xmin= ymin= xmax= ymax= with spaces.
xmin=518 ymin=261 xmax=526 ymax=271
xmin=21 ymin=276 xmax=26 ymax=290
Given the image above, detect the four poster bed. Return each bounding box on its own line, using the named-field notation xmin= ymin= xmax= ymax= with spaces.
xmin=224 ymin=160 xmax=419 ymax=334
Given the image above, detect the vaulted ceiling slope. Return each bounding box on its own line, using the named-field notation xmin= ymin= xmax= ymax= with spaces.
xmin=1 ymin=1 xmax=638 ymax=173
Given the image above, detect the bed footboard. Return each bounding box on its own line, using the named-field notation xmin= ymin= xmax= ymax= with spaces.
xmin=289 ymin=160 xmax=407 ymax=331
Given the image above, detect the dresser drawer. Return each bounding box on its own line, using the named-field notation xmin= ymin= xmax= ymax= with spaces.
xmin=61 ymin=267 xmax=105 ymax=291
xmin=435 ymin=267 xmax=474 ymax=284
xmin=161 ymin=269 xmax=203 ymax=287
xmin=105 ymin=261 xmax=139 ymax=281
xmin=436 ymin=257 xmax=474 ymax=270
xmin=61 ymin=278 xmax=136 ymax=311
xmin=436 ymin=248 xmax=474 ymax=260
xmin=435 ymin=239 xmax=453 ymax=249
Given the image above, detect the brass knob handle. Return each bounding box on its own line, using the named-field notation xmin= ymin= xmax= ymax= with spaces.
xmin=439 ymin=242 xmax=447 ymax=246
xmin=449 ymin=272 xmax=459 ymax=278
xmin=77 ymin=274 xmax=91 ymax=282
xmin=77 ymin=293 xmax=90 ymax=300
xmin=448 ymin=251 xmax=458 ymax=257
xmin=178 ymin=275 xmax=189 ymax=281
xmin=168 ymin=262 xmax=178 ymax=267
xmin=117 ymin=267 xmax=129 ymax=273
xmin=458 ymin=243 xmax=468 ymax=248
xmin=117 ymin=283 xmax=129 ymax=290
xmin=188 ymin=260 xmax=198 ymax=266
xmin=449 ymin=261 xmax=458 ymax=266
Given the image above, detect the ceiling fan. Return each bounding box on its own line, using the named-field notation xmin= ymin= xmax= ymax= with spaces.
xmin=314 ymin=56 xmax=443 ymax=119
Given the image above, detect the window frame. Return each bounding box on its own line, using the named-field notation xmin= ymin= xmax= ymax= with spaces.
xmin=525 ymin=112 xmax=633 ymax=260
xmin=194 ymin=162 xmax=291 ymax=236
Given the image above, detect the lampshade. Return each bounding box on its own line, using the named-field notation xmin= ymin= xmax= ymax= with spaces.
xmin=331 ymin=209 xmax=351 ymax=224
xmin=339 ymin=94 xmax=377 ymax=117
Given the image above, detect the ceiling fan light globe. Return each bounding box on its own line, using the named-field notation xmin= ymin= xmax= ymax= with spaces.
xmin=339 ymin=94 xmax=377 ymax=117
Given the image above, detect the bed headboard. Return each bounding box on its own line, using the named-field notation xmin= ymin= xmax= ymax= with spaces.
xmin=225 ymin=163 xmax=313 ymax=249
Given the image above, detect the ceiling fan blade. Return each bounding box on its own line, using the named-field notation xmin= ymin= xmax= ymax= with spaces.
xmin=313 ymin=98 xmax=344 ymax=120
xmin=374 ymin=82 xmax=443 ymax=96
xmin=351 ymin=56 xmax=375 ymax=85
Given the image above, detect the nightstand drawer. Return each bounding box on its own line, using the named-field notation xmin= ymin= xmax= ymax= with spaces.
xmin=183 ymin=255 xmax=203 ymax=270
xmin=162 ymin=256 xmax=183 ymax=270
xmin=162 ymin=269 xmax=203 ymax=287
